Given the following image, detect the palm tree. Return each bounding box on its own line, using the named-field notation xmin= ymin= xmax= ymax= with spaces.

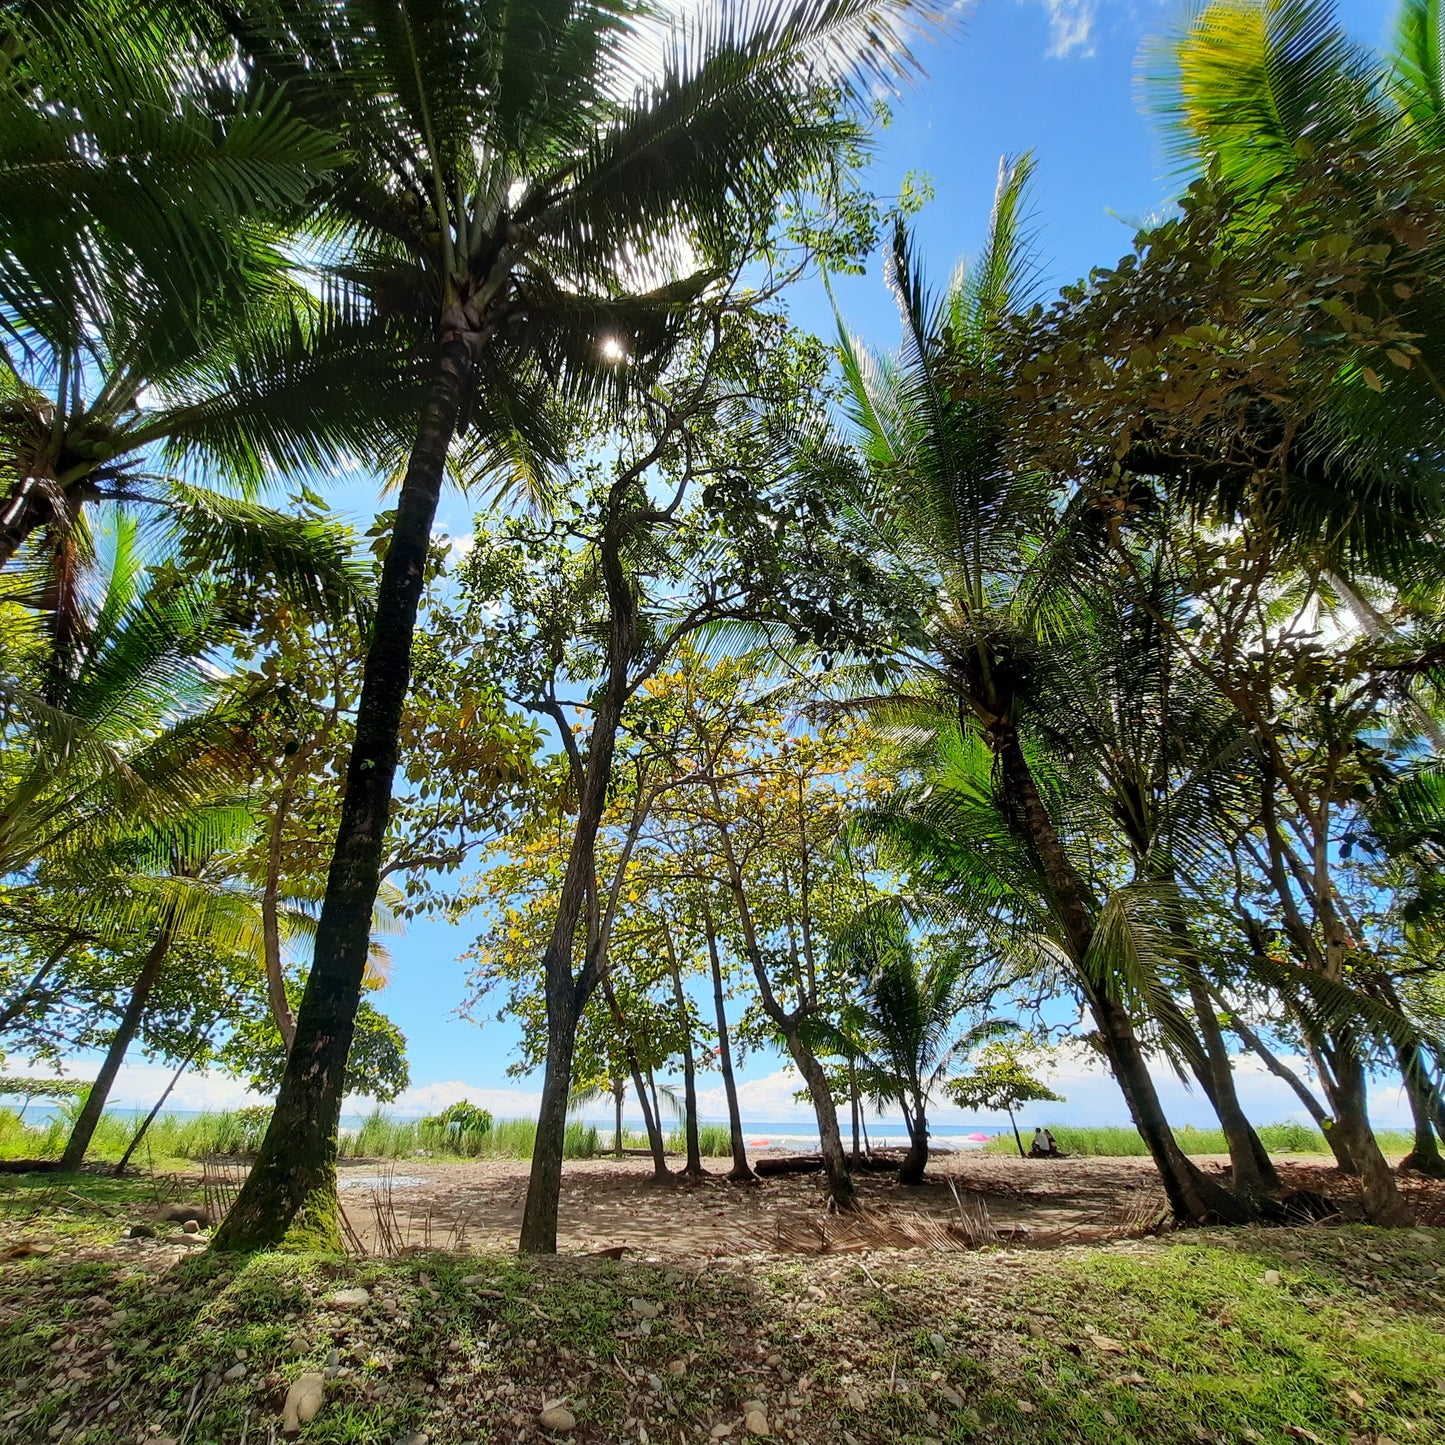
xmin=833 ymin=905 xmax=1002 ymax=1184
xmin=1 ymin=1 xmax=373 ymax=630
xmin=212 ymin=0 xmax=943 ymax=1253
xmin=805 ymin=162 xmax=1255 ymax=1223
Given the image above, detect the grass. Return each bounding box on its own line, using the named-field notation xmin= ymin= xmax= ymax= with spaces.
xmin=983 ymin=1122 xmax=1416 ymax=1158
xmin=0 ymin=1106 xmax=604 ymax=1168
xmin=0 ymin=1169 xmax=1441 ymax=1444
xmin=665 ymin=1122 xmax=735 ymax=1157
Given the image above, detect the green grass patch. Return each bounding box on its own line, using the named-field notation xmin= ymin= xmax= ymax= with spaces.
xmin=983 ymin=1121 xmax=1415 ymax=1157
xmin=1 ymin=1171 xmax=1441 ymax=1444
xmin=665 ymin=1122 xmax=735 ymax=1156
xmin=0 ymin=1106 xmax=605 ymax=1168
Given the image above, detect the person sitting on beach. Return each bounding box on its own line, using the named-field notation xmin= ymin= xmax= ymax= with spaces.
xmin=1029 ymin=1127 xmax=1061 ymax=1159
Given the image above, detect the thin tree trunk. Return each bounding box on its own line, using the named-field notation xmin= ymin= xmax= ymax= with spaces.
xmin=849 ymin=1060 xmax=862 ymax=1164
xmin=1185 ymin=971 xmax=1279 ymax=1196
xmin=263 ymin=777 xmax=298 ymax=1052
xmin=709 ymin=799 xmax=853 ymax=1208
xmin=704 ymin=905 xmax=755 ymax=1182
xmin=1226 ymin=1011 xmax=1358 ymax=1172
xmin=665 ymin=931 xmax=704 ymax=1178
xmin=115 ymin=1049 xmax=195 ymax=1175
xmin=995 ymin=728 xmax=1251 ymax=1223
xmin=614 ymin=1081 xmax=624 ymax=1159
xmin=1008 ymin=1107 xmax=1024 ymax=1158
xmin=632 ymin=1067 xmax=666 ymax=1175
xmin=0 ymin=934 xmax=77 ymax=1038
xmin=214 ymin=339 xmax=472 ymax=1253
xmin=60 ymin=930 xmax=173 ymax=1171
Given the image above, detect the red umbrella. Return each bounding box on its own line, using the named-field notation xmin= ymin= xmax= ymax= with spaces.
xmin=964 ymin=1132 xmax=991 ymax=1142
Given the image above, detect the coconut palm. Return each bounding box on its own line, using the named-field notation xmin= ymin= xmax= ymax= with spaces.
xmin=803 ymin=157 xmax=1257 ymax=1222
xmin=0 ymin=1 xmax=377 ymax=632
xmin=831 ymin=905 xmax=1006 ymax=1184
xmin=210 ymin=0 xmax=943 ymax=1253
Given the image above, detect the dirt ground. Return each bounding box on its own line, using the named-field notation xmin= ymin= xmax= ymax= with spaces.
xmin=328 ymin=1149 xmax=1426 ymax=1258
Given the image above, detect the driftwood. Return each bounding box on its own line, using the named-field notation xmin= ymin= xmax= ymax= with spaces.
xmin=753 ymin=1148 xmax=919 ymax=1178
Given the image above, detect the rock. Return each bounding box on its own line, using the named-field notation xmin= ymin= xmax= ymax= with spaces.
xmin=937 ymin=1384 xmax=964 ymax=1408
xmin=326 ymin=1287 xmax=370 ymax=1308
xmin=710 ymin=1426 xmax=733 ymax=1440
xmin=458 ymin=1274 xmax=488 ymax=1286
xmin=537 ymin=1406 xmax=576 ymax=1432
xmin=1025 ymin=1319 xmax=1046 ymax=1339
xmin=160 ymin=1204 xmax=209 ymax=1226
xmin=324 ymin=1349 xmax=341 ymax=1376
xmin=1263 ymin=1270 xmax=1281 ymax=1287
xmin=182 ymin=1220 xmax=201 ymax=1235
xmin=1016 ymin=1400 xmax=1035 ymax=1415
xmin=282 ymin=1372 xmax=325 ymax=1435
xmin=928 ymin=1332 xmax=947 ymax=1355
xmin=667 ymin=1359 xmax=687 ymax=1376
xmin=629 ymin=1298 xmax=660 ymax=1318
xmin=742 ymin=1401 xmax=767 ymax=1416
xmin=743 ymin=1409 xmax=770 ymax=1436
xmin=223 ymin=1363 xmax=247 ymax=1382
xmin=123 ymin=1224 xmax=155 ymax=1240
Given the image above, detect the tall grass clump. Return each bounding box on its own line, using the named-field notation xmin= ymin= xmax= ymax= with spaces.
xmin=982 ymin=1122 xmax=1413 ymax=1157
xmin=666 ymin=1123 xmax=733 ymax=1157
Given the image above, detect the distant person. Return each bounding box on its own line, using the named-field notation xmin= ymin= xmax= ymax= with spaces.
xmin=1029 ymin=1127 xmax=1061 ymax=1159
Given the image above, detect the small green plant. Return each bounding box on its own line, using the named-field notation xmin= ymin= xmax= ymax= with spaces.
xmin=423 ymin=1100 xmax=494 ymax=1151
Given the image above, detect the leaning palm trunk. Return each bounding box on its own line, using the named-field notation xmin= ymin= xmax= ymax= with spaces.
xmin=996 ymin=730 xmax=1252 ymax=1223
xmin=214 ymin=343 xmax=472 ymax=1251
xmin=61 ymin=928 xmax=175 ymax=1171
xmin=1322 ymin=1044 xmax=1414 ymax=1223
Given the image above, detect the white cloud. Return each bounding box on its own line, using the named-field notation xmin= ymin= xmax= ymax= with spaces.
xmin=1035 ymin=0 xmax=1098 ymax=58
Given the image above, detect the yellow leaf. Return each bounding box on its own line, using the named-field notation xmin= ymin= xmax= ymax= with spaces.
xmin=1362 ymin=367 xmax=1383 ymax=392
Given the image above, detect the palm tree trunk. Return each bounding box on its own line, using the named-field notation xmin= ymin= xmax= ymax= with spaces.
xmin=995 ymin=728 xmax=1251 ymax=1223
xmin=614 ymin=1080 xmax=624 ymax=1158
xmin=1398 ymin=1042 xmax=1445 ymax=1178
xmin=665 ymin=932 xmax=704 ymax=1178
xmin=899 ymin=1099 xmax=928 ymax=1185
xmin=213 ymin=339 xmax=473 ymax=1252
xmin=704 ymin=906 xmax=755 ymax=1182
xmin=60 ymin=930 xmax=173 ymax=1171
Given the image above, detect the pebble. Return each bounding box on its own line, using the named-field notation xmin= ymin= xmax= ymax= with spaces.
xmin=282 ymin=1373 xmax=325 ymax=1435
xmin=667 ymin=1359 xmax=687 ymax=1375
xmin=928 ymin=1332 xmax=947 ymax=1355
xmin=710 ymin=1427 xmax=733 ymax=1440
xmin=630 ymin=1298 xmax=660 ymax=1318
xmin=743 ymin=1409 xmax=770 ymax=1436
xmin=182 ymin=1220 xmax=200 ymax=1235
xmin=124 ymin=1224 xmax=155 ymax=1240
xmin=1263 ymin=1270 xmax=1281 ymax=1287
xmin=327 ymin=1287 xmax=371 ymax=1308
xmin=223 ymin=1364 xmax=247 ymax=1382
xmin=537 ymin=1405 xmax=576 ymax=1432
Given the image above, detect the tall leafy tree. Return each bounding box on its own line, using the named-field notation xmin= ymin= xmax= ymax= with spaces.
xmin=212 ymin=0 xmax=941 ymax=1252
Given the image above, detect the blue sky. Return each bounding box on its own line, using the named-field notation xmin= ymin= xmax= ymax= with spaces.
xmin=41 ymin=0 xmax=1416 ymax=1132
